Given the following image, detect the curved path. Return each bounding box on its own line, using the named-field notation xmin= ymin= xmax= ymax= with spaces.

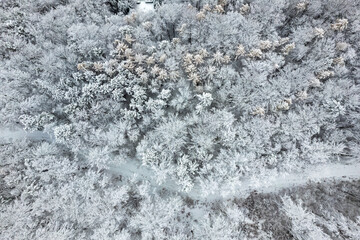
xmin=2 ymin=127 xmax=359 ymax=201
xmin=109 ymin=158 xmax=360 ymax=201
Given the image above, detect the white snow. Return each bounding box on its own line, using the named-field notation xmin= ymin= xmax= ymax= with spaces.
xmin=0 ymin=128 xmax=27 ymax=143
xmin=213 ymin=160 xmax=360 ymax=199
xmin=135 ymin=1 xmax=154 ymax=14
xmin=3 ymin=127 xmax=359 ymax=202
xmin=109 ymin=158 xmax=360 ymax=201
xmin=0 ymin=127 xmax=51 ymax=144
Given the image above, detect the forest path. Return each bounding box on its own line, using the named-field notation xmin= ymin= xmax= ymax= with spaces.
xmin=109 ymin=157 xmax=360 ymax=201
xmin=0 ymin=127 xmax=52 ymax=144
xmin=135 ymin=1 xmax=155 ymax=13
xmin=2 ymin=127 xmax=359 ymax=201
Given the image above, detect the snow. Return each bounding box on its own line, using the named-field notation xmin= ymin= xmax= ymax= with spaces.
xmin=0 ymin=128 xmax=27 ymax=143
xmin=216 ymin=160 xmax=360 ymax=198
xmin=109 ymin=158 xmax=360 ymax=201
xmin=3 ymin=127 xmax=359 ymax=202
xmin=108 ymin=159 xmax=182 ymax=195
xmin=135 ymin=1 xmax=154 ymax=14
xmin=0 ymin=127 xmax=52 ymax=144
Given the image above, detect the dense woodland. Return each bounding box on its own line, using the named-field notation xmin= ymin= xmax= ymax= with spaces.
xmin=1 ymin=0 xmax=360 ymax=239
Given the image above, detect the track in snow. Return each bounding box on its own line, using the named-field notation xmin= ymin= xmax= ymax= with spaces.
xmin=109 ymin=158 xmax=360 ymax=201
xmin=135 ymin=1 xmax=155 ymax=14
xmin=0 ymin=127 xmax=52 ymax=144
xmin=2 ymin=127 xmax=359 ymax=201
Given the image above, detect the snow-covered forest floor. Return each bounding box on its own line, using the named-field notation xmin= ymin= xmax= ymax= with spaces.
xmin=1 ymin=0 xmax=360 ymax=239
xmin=112 ymin=157 xmax=360 ymax=200
xmin=135 ymin=1 xmax=155 ymax=13
xmin=2 ymin=127 xmax=359 ymax=201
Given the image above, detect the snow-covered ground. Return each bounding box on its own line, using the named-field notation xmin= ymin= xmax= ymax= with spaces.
xmin=0 ymin=127 xmax=51 ymax=144
xmin=3 ymin=127 xmax=359 ymax=201
xmin=135 ymin=1 xmax=154 ymax=14
xmin=109 ymin=157 xmax=360 ymax=201
xmin=215 ymin=160 xmax=360 ymax=197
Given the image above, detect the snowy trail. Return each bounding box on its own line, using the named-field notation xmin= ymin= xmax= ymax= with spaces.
xmin=2 ymin=127 xmax=359 ymax=201
xmin=109 ymin=158 xmax=360 ymax=201
xmin=0 ymin=127 xmax=51 ymax=144
xmin=209 ymin=160 xmax=360 ymax=199
xmin=135 ymin=1 xmax=155 ymax=14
